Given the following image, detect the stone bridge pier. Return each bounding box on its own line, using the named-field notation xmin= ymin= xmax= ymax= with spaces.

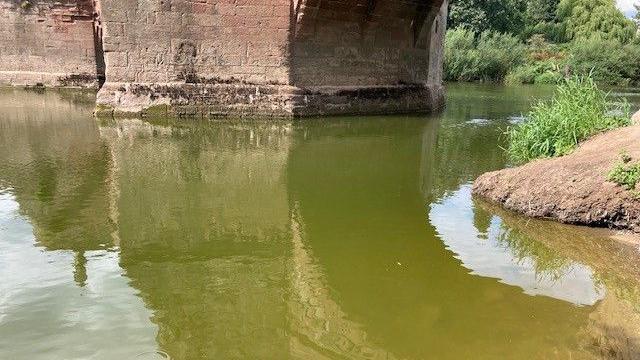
xmin=0 ymin=0 xmax=104 ymax=87
xmin=96 ymin=0 xmax=447 ymax=117
xmin=1 ymin=0 xmax=447 ymax=117
xmin=290 ymin=0 xmax=447 ymax=116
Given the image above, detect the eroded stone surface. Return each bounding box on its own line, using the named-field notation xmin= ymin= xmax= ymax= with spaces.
xmin=1 ymin=0 xmax=448 ymax=116
xmin=0 ymin=0 xmax=101 ymax=87
xmin=95 ymin=82 xmax=445 ymax=118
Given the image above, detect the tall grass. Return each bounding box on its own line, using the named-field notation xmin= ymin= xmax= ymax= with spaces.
xmin=444 ymin=28 xmax=525 ymax=82
xmin=506 ymin=76 xmax=631 ymax=164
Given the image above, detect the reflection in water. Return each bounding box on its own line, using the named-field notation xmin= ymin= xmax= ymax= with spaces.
xmin=0 ymin=86 xmax=639 ymax=359
xmin=289 ymin=203 xmax=397 ymax=359
xmin=474 ymin=200 xmax=640 ymax=358
xmin=286 ymin=116 xmax=591 ymax=359
xmin=0 ymin=89 xmax=157 ymax=359
xmin=100 ymin=118 xmax=293 ymax=359
xmin=431 ymin=185 xmax=603 ymax=305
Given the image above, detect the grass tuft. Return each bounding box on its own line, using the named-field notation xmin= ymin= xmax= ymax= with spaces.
xmin=506 ymin=76 xmax=630 ymax=164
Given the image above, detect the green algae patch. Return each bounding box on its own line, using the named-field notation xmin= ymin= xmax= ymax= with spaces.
xmin=94 ymin=104 xmax=115 ymax=118
xmin=142 ymin=104 xmax=169 ymax=118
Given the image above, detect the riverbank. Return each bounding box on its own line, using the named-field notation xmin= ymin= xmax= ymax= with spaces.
xmin=473 ymin=117 xmax=640 ymax=233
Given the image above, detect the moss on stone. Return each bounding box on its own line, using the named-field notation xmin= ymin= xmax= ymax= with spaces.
xmin=142 ymin=104 xmax=169 ymax=118
xmin=94 ymin=104 xmax=115 ymax=118
xmin=113 ymin=109 xmax=142 ymax=118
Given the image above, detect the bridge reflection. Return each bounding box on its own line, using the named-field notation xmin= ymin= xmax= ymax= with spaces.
xmin=1 ymin=88 xmax=639 ymax=359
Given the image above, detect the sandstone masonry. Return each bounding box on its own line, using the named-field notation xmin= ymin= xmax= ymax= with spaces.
xmin=1 ymin=0 xmax=448 ymax=117
xmin=0 ymin=0 xmax=103 ymax=87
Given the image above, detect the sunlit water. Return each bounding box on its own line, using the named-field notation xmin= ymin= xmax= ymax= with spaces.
xmin=1 ymin=85 xmax=640 ymax=359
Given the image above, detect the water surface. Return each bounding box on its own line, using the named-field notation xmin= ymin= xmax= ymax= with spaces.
xmin=1 ymin=84 xmax=640 ymax=359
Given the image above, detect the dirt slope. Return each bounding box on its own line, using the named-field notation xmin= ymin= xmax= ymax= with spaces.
xmin=473 ymin=124 xmax=640 ymax=232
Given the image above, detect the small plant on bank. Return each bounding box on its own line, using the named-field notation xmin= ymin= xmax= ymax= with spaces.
xmin=506 ymin=76 xmax=631 ymax=164
xmin=608 ymin=151 xmax=640 ymax=198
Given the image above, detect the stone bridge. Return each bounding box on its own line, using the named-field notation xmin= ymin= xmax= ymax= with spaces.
xmin=0 ymin=0 xmax=448 ymax=117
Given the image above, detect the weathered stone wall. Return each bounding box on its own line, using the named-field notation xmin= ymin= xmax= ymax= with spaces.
xmin=96 ymin=0 xmax=447 ymax=117
xmin=291 ymin=0 xmax=446 ymax=87
xmin=288 ymin=0 xmax=447 ymax=116
xmin=0 ymin=0 xmax=102 ymax=87
xmin=99 ymin=0 xmax=291 ymax=85
xmin=0 ymin=0 xmax=448 ymax=116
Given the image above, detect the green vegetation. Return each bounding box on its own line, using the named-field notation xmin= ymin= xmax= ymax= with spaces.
xmin=444 ymin=29 xmax=525 ymax=82
xmin=608 ymin=152 xmax=640 ymax=196
xmin=446 ymin=0 xmax=640 ymax=85
xmin=566 ymin=37 xmax=640 ymax=85
xmin=558 ymin=0 xmax=636 ymax=43
xmin=448 ymin=0 xmax=528 ymax=35
xmin=506 ymin=77 xmax=630 ymax=163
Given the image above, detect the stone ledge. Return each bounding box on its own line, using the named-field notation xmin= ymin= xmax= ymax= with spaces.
xmin=295 ymin=84 xmax=446 ymax=117
xmin=0 ymin=71 xmax=100 ymax=89
xmin=95 ymin=82 xmax=446 ymax=119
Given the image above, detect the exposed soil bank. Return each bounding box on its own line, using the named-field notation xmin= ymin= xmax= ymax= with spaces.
xmin=473 ymin=122 xmax=640 ymax=232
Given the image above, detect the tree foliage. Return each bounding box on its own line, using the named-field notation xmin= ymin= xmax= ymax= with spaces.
xmin=522 ymin=0 xmax=566 ymax=41
xmin=448 ymin=0 xmax=527 ymax=35
xmin=525 ymin=0 xmax=559 ymax=23
xmin=557 ymin=0 xmax=636 ymax=43
xmin=445 ymin=0 xmax=640 ymax=85
xmin=449 ymin=0 xmax=636 ymax=44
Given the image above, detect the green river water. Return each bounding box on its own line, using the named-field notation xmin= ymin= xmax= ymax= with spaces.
xmin=1 ymin=84 xmax=640 ymax=359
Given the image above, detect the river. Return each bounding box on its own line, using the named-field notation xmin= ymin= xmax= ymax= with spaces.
xmin=1 ymin=84 xmax=640 ymax=359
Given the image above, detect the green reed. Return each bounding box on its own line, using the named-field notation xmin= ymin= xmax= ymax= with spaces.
xmin=506 ymin=76 xmax=631 ymax=164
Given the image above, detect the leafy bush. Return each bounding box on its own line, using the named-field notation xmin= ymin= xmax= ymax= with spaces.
xmin=505 ymin=64 xmax=539 ymax=85
xmin=609 ymin=164 xmax=640 ymax=191
xmin=444 ymin=0 xmax=640 ymax=85
xmin=506 ymin=60 xmax=563 ymax=85
xmin=505 ymin=37 xmax=568 ymax=85
xmin=506 ymin=76 xmax=631 ymax=163
xmin=608 ymin=153 xmax=640 ymax=196
xmin=444 ymin=28 xmax=526 ymax=82
xmin=444 ymin=28 xmax=477 ymax=81
xmin=534 ymin=70 xmax=563 ymax=84
xmin=522 ymin=22 xmax=568 ymax=44
xmin=566 ymin=37 xmax=640 ymax=86
xmin=445 ymin=27 xmax=640 ymax=86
